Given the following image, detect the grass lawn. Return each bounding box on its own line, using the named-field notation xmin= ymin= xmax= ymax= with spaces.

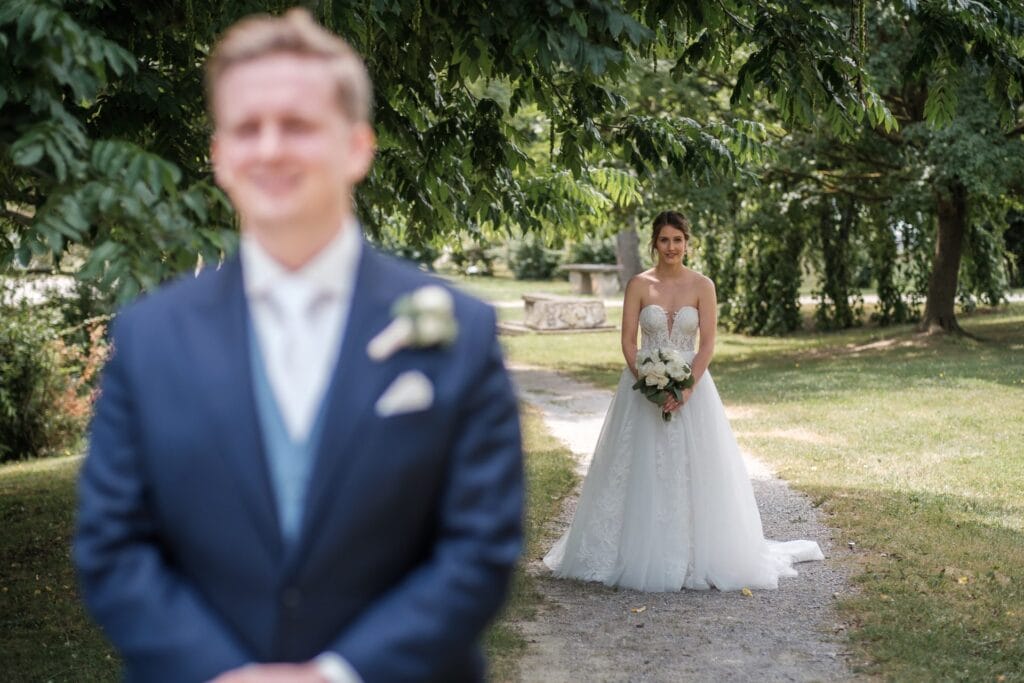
xmin=0 ymin=456 xmax=118 ymax=681
xmin=484 ymin=405 xmax=578 ymax=682
xmin=3 ymin=293 xmax=1020 ymax=681
xmin=501 ymin=302 xmax=1024 ymax=680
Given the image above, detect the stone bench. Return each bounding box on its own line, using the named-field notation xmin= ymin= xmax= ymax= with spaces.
xmin=560 ymin=263 xmax=622 ymax=297
xmin=521 ymin=292 xmax=611 ymax=331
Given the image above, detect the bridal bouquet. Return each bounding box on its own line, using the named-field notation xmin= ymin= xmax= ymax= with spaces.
xmin=632 ymin=347 xmax=694 ymax=422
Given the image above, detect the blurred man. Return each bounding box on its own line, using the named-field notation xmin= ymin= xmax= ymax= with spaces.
xmin=74 ymin=9 xmax=523 ymax=682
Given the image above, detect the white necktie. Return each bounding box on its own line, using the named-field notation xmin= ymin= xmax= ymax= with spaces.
xmin=268 ymin=283 xmax=331 ymax=441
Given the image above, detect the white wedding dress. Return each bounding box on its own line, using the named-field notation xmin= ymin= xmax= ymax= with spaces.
xmin=543 ymin=304 xmax=823 ymax=592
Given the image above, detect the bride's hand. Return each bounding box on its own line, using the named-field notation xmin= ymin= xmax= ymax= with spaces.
xmin=664 ymin=388 xmax=694 ymax=413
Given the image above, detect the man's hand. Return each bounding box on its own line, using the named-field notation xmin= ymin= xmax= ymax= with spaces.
xmin=211 ymin=663 xmax=327 ymax=683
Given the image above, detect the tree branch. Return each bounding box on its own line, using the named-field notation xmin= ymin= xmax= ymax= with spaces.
xmin=763 ymin=168 xmax=894 ymax=202
xmin=716 ymin=0 xmax=753 ymax=32
xmin=1 ymin=207 xmax=34 ymax=227
xmin=1005 ymin=121 xmax=1024 ymax=139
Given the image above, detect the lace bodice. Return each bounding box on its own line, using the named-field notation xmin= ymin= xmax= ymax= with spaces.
xmin=639 ymin=305 xmax=698 ymax=353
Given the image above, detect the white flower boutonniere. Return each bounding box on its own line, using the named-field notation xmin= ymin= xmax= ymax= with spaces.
xmin=367 ymin=285 xmax=459 ymax=361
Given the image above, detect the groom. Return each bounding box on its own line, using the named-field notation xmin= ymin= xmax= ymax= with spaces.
xmin=73 ymin=9 xmax=523 ymax=683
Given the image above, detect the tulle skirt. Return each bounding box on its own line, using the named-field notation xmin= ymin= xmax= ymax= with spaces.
xmin=543 ymin=367 xmax=823 ymax=592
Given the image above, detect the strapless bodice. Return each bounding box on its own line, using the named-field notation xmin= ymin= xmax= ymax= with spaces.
xmin=640 ymin=305 xmax=698 ymax=353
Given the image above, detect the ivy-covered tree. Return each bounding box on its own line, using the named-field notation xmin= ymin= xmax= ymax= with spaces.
xmin=768 ymin=1 xmax=1024 ymax=334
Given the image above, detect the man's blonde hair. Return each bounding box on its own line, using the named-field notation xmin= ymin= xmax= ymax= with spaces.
xmin=206 ymin=8 xmax=372 ymax=122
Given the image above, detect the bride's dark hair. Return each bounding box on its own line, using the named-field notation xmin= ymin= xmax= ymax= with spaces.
xmin=650 ymin=211 xmax=691 ymax=255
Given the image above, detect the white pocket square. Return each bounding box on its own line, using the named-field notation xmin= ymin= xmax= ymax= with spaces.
xmin=375 ymin=370 xmax=434 ymax=417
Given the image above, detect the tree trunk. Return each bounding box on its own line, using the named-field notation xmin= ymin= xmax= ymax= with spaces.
xmin=615 ymin=222 xmax=643 ymax=287
xmin=920 ymin=180 xmax=967 ymax=334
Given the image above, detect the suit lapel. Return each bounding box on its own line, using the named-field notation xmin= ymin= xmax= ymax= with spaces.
xmin=294 ymin=247 xmax=399 ymax=563
xmin=192 ymin=257 xmax=284 ymax=560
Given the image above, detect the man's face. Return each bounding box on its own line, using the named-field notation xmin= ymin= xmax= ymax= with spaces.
xmin=211 ymin=53 xmax=373 ymax=233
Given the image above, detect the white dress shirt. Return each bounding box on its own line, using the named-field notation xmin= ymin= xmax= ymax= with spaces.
xmin=240 ymin=223 xmax=365 ymax=683
xmin=240 ymin=221 xmax=361 ymax=442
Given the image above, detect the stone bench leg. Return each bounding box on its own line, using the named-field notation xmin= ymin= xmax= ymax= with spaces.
xmin=592 ymin=271 xmax=621 ymax=297
xmin=568 ymin=271 xmax=594 ymax=295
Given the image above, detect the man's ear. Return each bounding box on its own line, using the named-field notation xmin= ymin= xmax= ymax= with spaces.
xmin=346 ymin=121 xmax=376 ymax=185
xmin=210 ymin=134 xmax=227 ymax=189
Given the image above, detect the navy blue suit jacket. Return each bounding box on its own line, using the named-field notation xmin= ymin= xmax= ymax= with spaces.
xmin=73 ymin=245 xmax=524 ymax=682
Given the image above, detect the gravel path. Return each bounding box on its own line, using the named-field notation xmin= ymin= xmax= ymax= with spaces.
xmin=509 ymin=364 xmax=857 ymax=683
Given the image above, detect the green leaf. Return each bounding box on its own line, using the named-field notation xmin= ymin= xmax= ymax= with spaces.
xmin=182 ymin=190 xmax=208 ymax=223
xmin=125 ymin=153 xmax=146 ymax=186
xmin=59 ymin=197 xmax=89 ymax=232
xmin=44 ymin=140 xmax=68 ymax=181
xmin=97 ymin=185 xmax=117 ymax=212
xmin=607 ymin=11 xmax=624 ymax=39
xmin=15 ymin=242 xmax=31 ymax=267
xmin=568 ymin=11 xmax=587 ymax=38
xmin=30 ymin=5 xmax=53 ymax=41
xmin=43 ymin=224 xmax=64 ymax=253
xmin=12 ymin=143 xmax=44 ymax=167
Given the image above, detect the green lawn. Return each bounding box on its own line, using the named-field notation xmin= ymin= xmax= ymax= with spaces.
xmin=4 ymin=298 xmax=1021 ymax=681
xmin=501 ymin=302 xmax=1024 ymax=681
xmin=0 ymin=456 xmax=118 ymax=682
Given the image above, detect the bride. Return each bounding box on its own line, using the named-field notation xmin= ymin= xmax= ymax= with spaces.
xmin=543 ymin=211 xmax=823 ymax=592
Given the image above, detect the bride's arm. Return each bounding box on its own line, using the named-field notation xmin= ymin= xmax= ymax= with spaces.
xmin=621 ymin=276 xmax=644 ymax=378
xmin=690 ymin=277 xmax=717 ymax=385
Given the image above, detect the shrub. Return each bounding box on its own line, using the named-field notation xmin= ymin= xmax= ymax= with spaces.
xmin=450 ymin=241 xmax=498 ymax=276
xmin=509 ymin=236 xmax=561 ymax=280
xmin=380 ymin=242 xmax=439 ymax=271
xmin=565 ymin=237 xmax=617 ymax=265
xmin=0 ymin=303 xmax=107 ymax=462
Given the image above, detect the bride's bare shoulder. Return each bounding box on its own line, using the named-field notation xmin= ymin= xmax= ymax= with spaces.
xmin=624 ymin=271 xmax=656 ymax=307
xmin=630 ymin=269 xmax=658 ymax=285
xmin=683 ymin=268 xmax=714 ymax=290
xmin=627 ymin=270 xmax=658 ymax=294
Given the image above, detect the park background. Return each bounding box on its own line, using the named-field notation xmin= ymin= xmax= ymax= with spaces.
xmin=1 ymin=1 xmax=1023 ymax=680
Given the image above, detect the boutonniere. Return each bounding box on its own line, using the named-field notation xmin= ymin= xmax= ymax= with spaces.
xmin=367 ymin=285 xmax=459 ymax=361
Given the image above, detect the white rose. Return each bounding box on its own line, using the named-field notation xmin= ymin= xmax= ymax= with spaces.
xmin=663 ymin=349 xmax=684 ymax=364
xmin=411 ymin=285 xmax=454 ymax=314
xmin=645 ymin=368 xmax=669 ymax=387
xmin=414 ymin=314 xmax=450 ymax=344
xmin=651 ymin=362 xmax=667 ymax=377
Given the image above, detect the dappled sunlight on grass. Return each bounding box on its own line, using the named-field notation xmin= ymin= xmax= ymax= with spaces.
xmin=803 ymin=483 xmax=1024 ymax=680
xmin=503 ymin=302 xmax=1024 ymax=679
